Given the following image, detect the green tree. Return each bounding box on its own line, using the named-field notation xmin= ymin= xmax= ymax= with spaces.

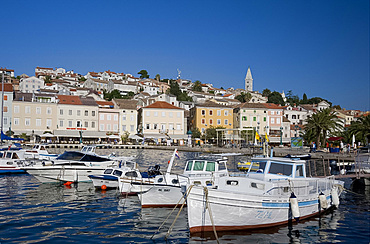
xmin=121 ymin=131 xmax=130 ymax=144
xmin=286 ymin=90 xmax=300 ymax=105
xmin=235 ymin=92 xmax=252 ymax=103
xmin=104 ymin=89 xmax=123 ymax=101
xmin=332 ymin=105 xmax=342 ymax=110
xmin=268 ymin=91 xmax=285 ymax=106
xmin=192 ymin=80 xmax=203 ymax=92
xmin=155 ymin=74 xmax=160 ymax=81
xmin=168 ymin=81 xmax=192 ymax=102
xmin=138 ymin=70 xmax=149 ymax=79
xmin=44 ymin=75 xmax=52 ymax=84
xmin=191 ymin=127 xmax=201 ymax=139
xmin=301 ymin=93 xmax=308 ymax=104
xmin=348 ymin=115 xmax=370 ymax=145
xmin=262 ymin=88 xmax=271 ymax=97
xmin=304 ymin=108 xmax=343 ymax=148
xmin=79 ymin=77 xmax=87 ymax=82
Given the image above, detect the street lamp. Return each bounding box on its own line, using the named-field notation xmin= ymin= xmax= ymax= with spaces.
xmin=294 ymin=125 xmax=299 ymax=137
xmin=204 ymin=124 xmax=207 ymax=144
xmin=280 ymin=126 xmax=283 ymax=146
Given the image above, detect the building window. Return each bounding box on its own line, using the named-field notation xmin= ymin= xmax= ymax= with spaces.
xmin=91 ymin=122 xmax=95 ymax=128
xmin=217 ymin=110 xmax=221 ymax=116
xmin=130 ymin=115 xmax=134 ymax=121
xmin=25 ymin=106 xmax=30 ymax=114
xmin=76 ymin=121 xmax=81 ymax=127
xmin=209 ymin=119 xmax=213 ymax=125
xmin=177 ymin=112 xmax=181 ymax=118
xmin=217 ymin=119 xmax=221 ymax=125
xmin=276 ymin=111 xmax=280 ymax=115
xmin=25 ymin=118 xmax=30 ymax=126
xmin=292 ymin=115 xmax=296 ymax=119
xmin=209 ymin=110 xmax=213 ymax=115
xmin=277 ymin=118 xmax=281 ymax=124
xmin=146 ymin=111 xmax=150 ymax=117
xmin=77 ymin=110 xmax=81 ymax=116
xmin=224 ymin=119 xmax=228 ymax=125
xmin=92 ymin=111 xmax=95 ymax=116
xmin=107 ymin=124 xmax=111 ymax=131
xmin=60 ymin=109 xmax=63 ymax=115
xmin=14 ymin=118 xmax=19 ymax=125
xmin=271 ymin=118 xmax=275 ymax=124
xmin=201 ymin=110 xmax=205 ymax=116
xmin=46 ymin=107 xmax=52 ymax=115
xmin=36 ymin=119 xmax=41 ymax=127
xmin=146 ymin=124 xmax=150 ymax=130
xmin=154 ymin=111 xmax=158 ymax=117
xmin=100 ymin=114 xmax=104 ymax=120
xmin=169 ymin=112 xmax=173 ymax=118
xmin=107 ymin=114 xmax=111 ymax=120
xmin=3 ymin=117 xmax=7 ymax=125
xmin=154 ymin=124 xmax=158 ymax=130
xmin=68 ymin=120 xmax=73 ymax=127
xmin=201 ymin=119 xmax=205 ymax=124
xmin=60 ymin=120 xmax=64 ymax=127
xmin=122 ymin=115 xmax=126 ymax=121
xmin=100 ymin=124 xmax=104 ymax=131
xmin=14 ymin=106 xmax=19 ymax=113
xmin=176 ymin=124 xmax=181 ymax=131
xmin=85 ymin=121 xmax=88 ymax=128
xmin=224 ymin=110 xmax=228 ymax=116
xmin=47 ymin=119 xmax=52 ymax=127
xmin=4 ymin=95 xmax=7 ymax=101
xmin=85 ymin=110 xmax=88 ymax=116
xmin=122 ymin=125 xmax=126 ymax=131
xmin=162 ymin=112 xmax=166 ymax=117
xmin=3 ymin=106 xmax=7 ymax=112
xmin=271 ymin=111 xmax=274 ymax=115
xmin=242 ymin=116 xmax=247 ymax=121
xmin=264 ymin=117 xmax=266 ymax=122
xmin=36 ymin=107 xmax=41 ymax=114
xmin=69 ymin=110 xmax=72 ymax=115
xmin=253 ymin=117 xmax=256 ymax=121
xmin=130 ymin=125 xmax=134 ymax=132
xmin=114 ymin=114 xmax=118 ymax=121
xmin=113 ymin=124 xmax=118 ymax=131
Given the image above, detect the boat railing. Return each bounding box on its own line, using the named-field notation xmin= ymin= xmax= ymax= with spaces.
xmin=266 ymin=177 xmax=336 ymax=197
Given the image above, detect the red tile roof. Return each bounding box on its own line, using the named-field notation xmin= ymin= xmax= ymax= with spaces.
xmin=144 ymin=101 xmax=182 ymax=110
xmin=96 ymin=101 xmax=114 ymax=107
xmin=0 ymin=83 xmax=13 ymax=92
xmin=57 ymin=95 xmax=82 ymax=105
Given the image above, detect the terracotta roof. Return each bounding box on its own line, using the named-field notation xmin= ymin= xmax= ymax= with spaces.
xmin=144 ymin=101 xmax=182 ymax=110
xmin=57 ymin=95 xmax=82 ymax=105
xmin=113 ymin=99 xmax=138 ymax=109
xmin=80 ymin=96 xmax=98 ymax=106
xmin=0 ymin=67 xmax=14 ymax=72
xmin=196 ymin=101 xmax=229 ymax=108
xmin=263 ymin=103 xmax=283 ymax=109
xmin=0 ymin=83 xmax=13 ymax=92
xmin=36 ymin=67 xmax=53 ymax=70
xmin=96 ymin=101 xmax=114 ymax=107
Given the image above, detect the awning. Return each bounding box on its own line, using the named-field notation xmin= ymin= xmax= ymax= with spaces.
xmin=328 ymin=137 xmax=344 ymax=141
xmin=128 ymin=134 xmax=143 ymax=140
xmin=40 ymin=133 xmax=55 ymax=137
xmin=107 ymin=134 xmax=120 ymax=139
xmin=54 ymin=130 xmax=107 ymax=138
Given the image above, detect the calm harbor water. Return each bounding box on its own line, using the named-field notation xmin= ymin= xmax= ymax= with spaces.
xmin=0 ymin=149 xmax=369 ymax=243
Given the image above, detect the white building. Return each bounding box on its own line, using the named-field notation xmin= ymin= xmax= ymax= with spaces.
xmin=19 ymin=76 xmax=45 ymax=93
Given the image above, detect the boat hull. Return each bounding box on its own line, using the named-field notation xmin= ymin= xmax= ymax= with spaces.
xmin=138 ymin=184 xmax=185 ymax=208
xmin=187 ymin=185 xmax=340 ymax=233
xmin=22 ymin=166 xmax=106 ymax=183
xmin=89 ymin=175 xmax=119 ymax=189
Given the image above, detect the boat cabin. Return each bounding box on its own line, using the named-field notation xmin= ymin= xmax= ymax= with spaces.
xmin=81 ymin=145 xmax=97 ymax=154
xmin=183 ymin=158 xmax=228 ymax=177
xmin=245 ymin=157 xmax=306 ymax=180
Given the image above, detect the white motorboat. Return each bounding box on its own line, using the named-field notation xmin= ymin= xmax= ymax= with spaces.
xmin=0 ymin=150 xmax=28 ymax=174
xmin=187 ymin=156 xmax=344 ymax=233
xmin=118 ymin=149 xmax=230 ymax=207
xmin=21 ymin=150 xmax=120 ymax=183
xmin=23 ymin=144 xmax=59 ymax=160
xmin=88 ymin=159 xmax=140 ymax=190
xmin=350 ymin=145 xmax=370 ymax=174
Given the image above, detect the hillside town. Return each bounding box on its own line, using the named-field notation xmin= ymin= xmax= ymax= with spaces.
xmin=0 ymin=66 xmax=368 ymax=147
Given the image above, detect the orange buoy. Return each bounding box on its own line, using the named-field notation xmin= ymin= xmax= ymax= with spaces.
xmin=101 ymin=185 xmax=107 ymax=190
xmin=64 ymin=181 xmax=73 ymax=186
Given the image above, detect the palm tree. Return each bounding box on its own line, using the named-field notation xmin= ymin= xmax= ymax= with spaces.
xmin=304 ymin=108 xmax=342 ymax=148
xmin=348 ymin=115 xmax=370 ymax=145
xmin=236 ymin=92 xmax=252 ymax=103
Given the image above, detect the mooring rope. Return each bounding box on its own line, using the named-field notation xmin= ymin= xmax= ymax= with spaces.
xmin=151 ymin=185 xmax=192 ymax=240
xmin=204 ymin=187 xmax=220 ymax=244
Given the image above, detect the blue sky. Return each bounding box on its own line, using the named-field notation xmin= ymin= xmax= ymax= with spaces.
xmin=1 ymin=0 xmax=369 ymax=111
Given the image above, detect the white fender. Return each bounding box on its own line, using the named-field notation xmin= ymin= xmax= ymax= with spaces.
xmin=289 ymin=192 xmax=300 ymax=220
xmin=331 ymin=187 xmax=340 ymax=207
xmin=73 ymin=169 xmax=78 ymax=182
xmin=319 ymin=192 xmax=328 ymax=209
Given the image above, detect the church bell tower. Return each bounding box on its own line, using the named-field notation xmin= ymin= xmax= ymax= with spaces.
xmin=245 ymin=66 xmax=253 ymax=92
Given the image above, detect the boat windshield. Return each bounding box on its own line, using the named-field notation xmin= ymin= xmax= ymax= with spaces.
xmin=218 ymin=161 xmax=227 ymax=171
xmin=104 ymin=168 xmax=113 ymax=174
xmin=56 ymin=151 xmax=84 ymax=161
xmin=248 ymin=161 xmax=267 ymax=173
xmin=268 ymin=162 xmax=293 ymax=176
xmin=193 ymin=161 xmax=205 ymax=171
xmin=205 ymin=161 xmax=216 ymax=171
xmin=185 ymin=161 xmax=193 ymax=171
xmin=113 ymin=170 xmax=123 ymax=177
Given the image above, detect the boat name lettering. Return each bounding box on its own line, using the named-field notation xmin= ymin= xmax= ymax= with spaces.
xmin=255 ymin=210 xmax=272 ymax=219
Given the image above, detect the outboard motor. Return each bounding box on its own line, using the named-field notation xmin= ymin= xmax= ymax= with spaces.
xmin=148 ymin=165 xmax=161 ymax=177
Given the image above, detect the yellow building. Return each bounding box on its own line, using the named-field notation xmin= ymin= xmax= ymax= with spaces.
xmin=190 ymin=101 xmax=234 ymax=135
